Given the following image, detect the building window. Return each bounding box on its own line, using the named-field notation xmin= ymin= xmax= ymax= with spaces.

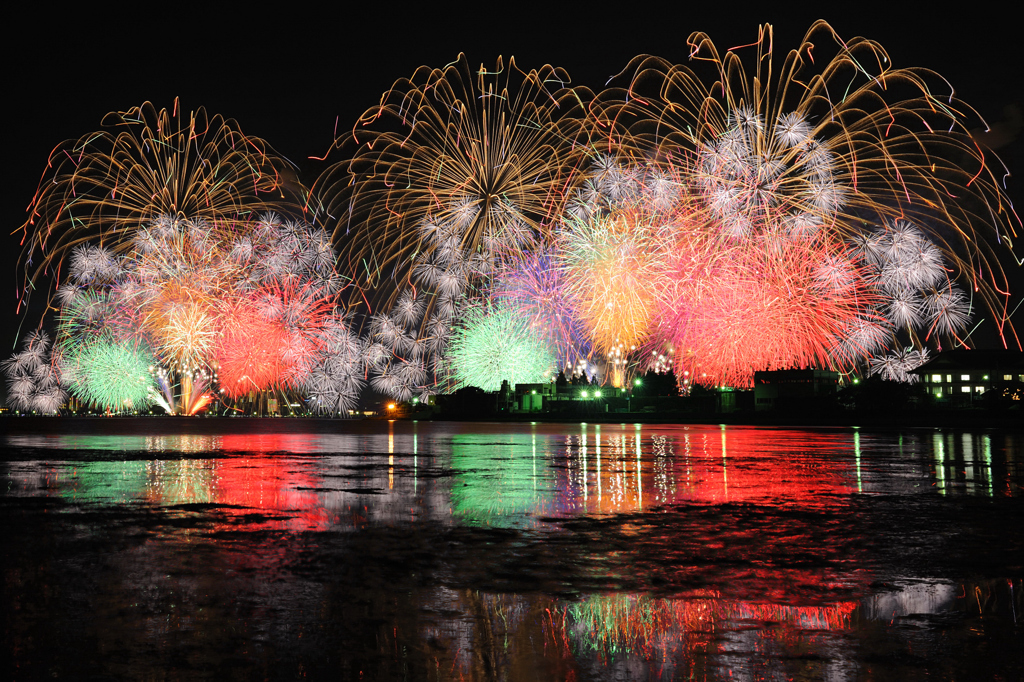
xmin=934 ymin=387 xmax=943 ymax=397
xmin=961 ymin=386 xmax=971 ymax=393
xmin=1005 ymin=375 xmax=1013 ymax=381
xmin=960 ymin=374 xmax=971 ymax=381
xmin=946 ymin=375 xmax=953 ymax=382
xmin=932 ymin=374 xmax=943 ymax=383
xmin=975 ymin=386 xmax=985 ymax=394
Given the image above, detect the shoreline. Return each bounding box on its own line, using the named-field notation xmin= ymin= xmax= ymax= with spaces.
xmin=1 ymin=410 xmax=1020 ymax=434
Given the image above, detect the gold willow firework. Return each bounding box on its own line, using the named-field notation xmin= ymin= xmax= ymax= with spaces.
xmin=13 ymin=100 xmax=302 ymax=316
xmin=311 ymin=54 xmax=600 ymax=399
xmin=320 ymin=53 xmax=593 ymax=314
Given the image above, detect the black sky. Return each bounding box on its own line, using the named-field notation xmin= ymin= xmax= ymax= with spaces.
xmin=3 ymin=4 xmax=1021 ymax=355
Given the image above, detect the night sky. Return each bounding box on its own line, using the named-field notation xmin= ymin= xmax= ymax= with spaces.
xmin=3 ymin=5 xmax=1021 ymax=359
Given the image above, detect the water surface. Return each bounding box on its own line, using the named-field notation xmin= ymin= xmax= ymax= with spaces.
xmin=3 ymin=421 xmax=1022 ymax=680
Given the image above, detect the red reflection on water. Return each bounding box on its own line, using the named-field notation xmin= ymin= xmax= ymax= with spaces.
xmin=422 ymin=589 xmax=862 ymax=680
xmin=213 ymin=456 xmax=330 ymax=531
xmin=218 ymin=433 xmax=324 ymax=454
xmin=556 ymin=426 xmax=858 ymax=516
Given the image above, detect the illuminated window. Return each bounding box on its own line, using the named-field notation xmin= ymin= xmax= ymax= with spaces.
xmin=934 ymin=387 xmax=943 ymax=397
xmin=960 ymin=374 xmax=971 ymax=381
xmin=931 ymin=374 xmax=943 ymax=383
xmin=975 ymin=386 xmax=985 ymax=394
xmin=946 ymin=375 xmax=953 ymax=382
xmin=1019 ymin=375 xmax=1024 ymax=382
xmin=961 ymin=386 xmax=971 ymax=393
xmin=1005 ymin=375 xmax=1013 ymax=381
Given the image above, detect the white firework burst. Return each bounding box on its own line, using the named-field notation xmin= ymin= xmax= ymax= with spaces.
xmin=774 ymin=112 xmax=813 ymax=148
xmin=868 ymin=347 xmax=930 ymax=383
xmin=70 ymin=244 xmax=120 ymax=285
xmin=924 ymin=285 xmax=972 ymax=336
xmin=369 ymin=312 xmax=411 ymax=352
xmin=392 ymin=290 xmax=425 ymax=327
xmin=837 ymin=315 xmax=891 ymax=364
xmin=886 ymin=291 xmax=926 ymax=329
xmin=813 ymin=254 xmax=856 ymax=292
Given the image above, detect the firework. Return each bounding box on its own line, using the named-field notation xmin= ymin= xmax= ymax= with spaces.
xmin=59 ymin=339 xmax=157 ymax=412
xmin=868 ymin=347 xmax=930 ymax=383
xmin=324 ymin=54 xmax=589 ymax=302
xmin=2 ymin=331 xmax=65 ymax=414
xmin=214 ymin=298 xmax=288 ymax=398
xmin=582 ymin=22 xmax=1019 ymax=385
xmin=14 ymin=101 xmax=302 ymax=318
xmin=660 ymin=223 xmax=880 ymax=387
xmin=318 ymin=55 xmax=594 ymax=397
xmin=6 ymin=30 xmax=1020 ymax=407
xmin=558 ymin=202 xmax=674 ymax=358
xmin=492 ymin=248 xmax=591 ymax=369
xmin=442 ymin=301 xmax=556 ymax=392
xmin=16 ymin=210 xmax=361 ymax=414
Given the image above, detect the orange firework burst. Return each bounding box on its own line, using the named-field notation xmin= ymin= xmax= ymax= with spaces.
xmin=559 ymin=203 xmax=673 ymax=355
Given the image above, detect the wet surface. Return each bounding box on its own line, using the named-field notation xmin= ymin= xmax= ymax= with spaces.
xmin=2 ymin=421 xmax=1022 ymax=680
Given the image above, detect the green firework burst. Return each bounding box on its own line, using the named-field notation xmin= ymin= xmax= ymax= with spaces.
xmin=445 ymin=302 xmax=556 ymax=391
xmin=63 ymin=339 xmax=157 ymax=411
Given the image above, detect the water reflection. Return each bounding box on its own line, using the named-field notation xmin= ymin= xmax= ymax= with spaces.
xmin=3 ymin=423 xmax=1022 ymax=679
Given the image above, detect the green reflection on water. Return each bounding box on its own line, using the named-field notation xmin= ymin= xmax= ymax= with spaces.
xmin=450 ymin=433 xmax=553 ymax=527
xmin=57 ymin=460 xmax=153 ymax=504
xmin=56 ymin=459 xmax=217 ymax=506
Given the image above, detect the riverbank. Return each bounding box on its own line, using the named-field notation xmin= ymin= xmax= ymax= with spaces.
xmin=1 ymin=408 xmax=1020 ymax=433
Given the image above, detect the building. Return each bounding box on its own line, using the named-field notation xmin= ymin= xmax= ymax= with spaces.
xmin=753 ymin=369 xmax=840 ymax=411
xmin=912 ymin=349 xmax=1024 ymax=405
xmin=510 ymin=382 xmax=553 ymax=413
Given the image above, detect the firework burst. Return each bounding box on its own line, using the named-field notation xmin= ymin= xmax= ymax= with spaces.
xmin=582 ymin=22 xmax=1020 ymax=385
xmin=14 ymin=101 xmax=302 ymax=319
xmin=323 ymin=55 xmax=590 ymax=304
xmin=559 ymin=203 xmax=673 ymax=356
xmin=59 ymin=338 xmax=157 ymax=412
xmin=442 ymin=301 xmax=557 ymax=392
xmin=493 ymin=248 xmax=591 ymax=369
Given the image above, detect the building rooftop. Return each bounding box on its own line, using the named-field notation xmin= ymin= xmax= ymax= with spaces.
xmin=912 ymin=349 xmax=1024 ymax=374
